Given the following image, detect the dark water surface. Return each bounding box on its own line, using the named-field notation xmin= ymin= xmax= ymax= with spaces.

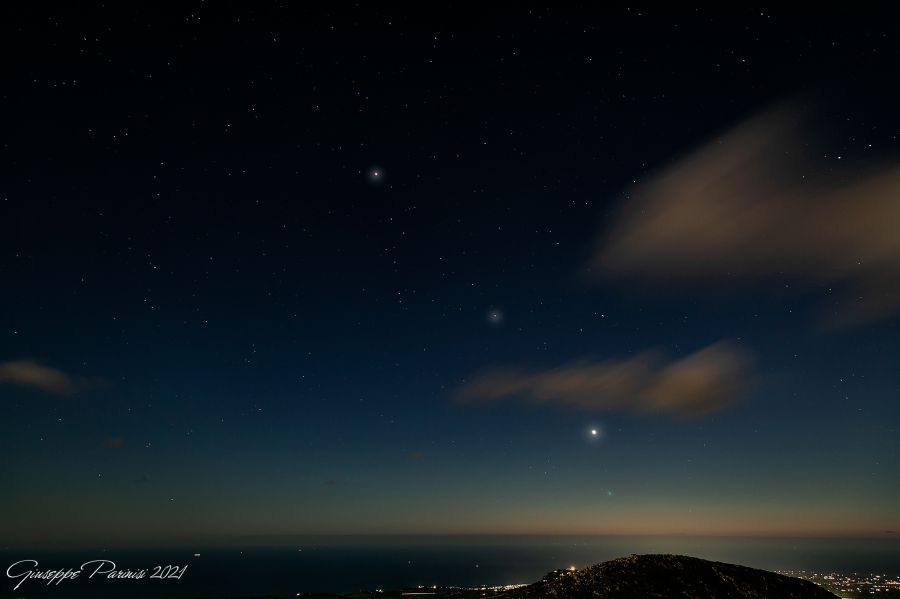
xmin=3 ymin=536 xmax=899 ymax=598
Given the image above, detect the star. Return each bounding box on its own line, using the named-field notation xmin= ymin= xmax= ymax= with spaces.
xmin=367 ymin=166 xmax=385 ymax=184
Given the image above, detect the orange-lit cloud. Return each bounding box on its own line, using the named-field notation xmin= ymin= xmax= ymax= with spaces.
xmin=594 ymin=105 xmax=900 ymax=327
xmin=458 ymin=342 xmax=750 ymax=417
xmin=102 ymin=436 xmax=124 ymax=449
xmin=0 ymin=359 xmax=74 ymax=395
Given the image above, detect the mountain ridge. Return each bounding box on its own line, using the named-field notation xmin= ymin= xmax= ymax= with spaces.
xmin=496 ymin=553 xmax=838 ymax=598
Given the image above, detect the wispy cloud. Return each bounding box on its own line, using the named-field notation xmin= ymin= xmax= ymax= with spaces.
xmin=102 ymin=436 xmax=124 ymax=449
xmin=458 ymin=342 xmax=751 ymax=417
xmin=594 ymin=105 xmax=900 ymax=327
xmin=0 ymin=359 xmax=74 ymax=395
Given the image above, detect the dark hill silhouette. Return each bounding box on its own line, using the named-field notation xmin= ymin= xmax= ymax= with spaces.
xmin=498 ymin=554 xmax=837 ymax=598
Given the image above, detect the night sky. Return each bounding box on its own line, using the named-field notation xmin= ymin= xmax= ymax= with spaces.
xmin=2 ymin=6 xmax=899 ymax=548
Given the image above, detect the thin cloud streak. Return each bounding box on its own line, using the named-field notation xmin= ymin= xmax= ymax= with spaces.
xmin=458 ymin=342 xmax=751 ymax=417
xmin=0 ymin=359 xmax=74 ymax=395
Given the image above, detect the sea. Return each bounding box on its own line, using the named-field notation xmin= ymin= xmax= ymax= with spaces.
xmin=2 ymin=535 xmax=899 ymax=598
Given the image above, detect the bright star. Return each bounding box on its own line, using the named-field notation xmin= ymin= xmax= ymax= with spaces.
xmin=367 ymin=166 xmax=385 ymax=184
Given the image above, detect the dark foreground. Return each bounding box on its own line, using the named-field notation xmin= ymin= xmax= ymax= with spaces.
xmin=231 ymin=554 xmax=840 ymax=598
xmin=495 ymin=554 xmax=838 ymax=598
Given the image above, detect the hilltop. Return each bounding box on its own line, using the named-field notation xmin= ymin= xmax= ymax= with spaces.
xmin=496 ymin=553 xmax=838 ymax=598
